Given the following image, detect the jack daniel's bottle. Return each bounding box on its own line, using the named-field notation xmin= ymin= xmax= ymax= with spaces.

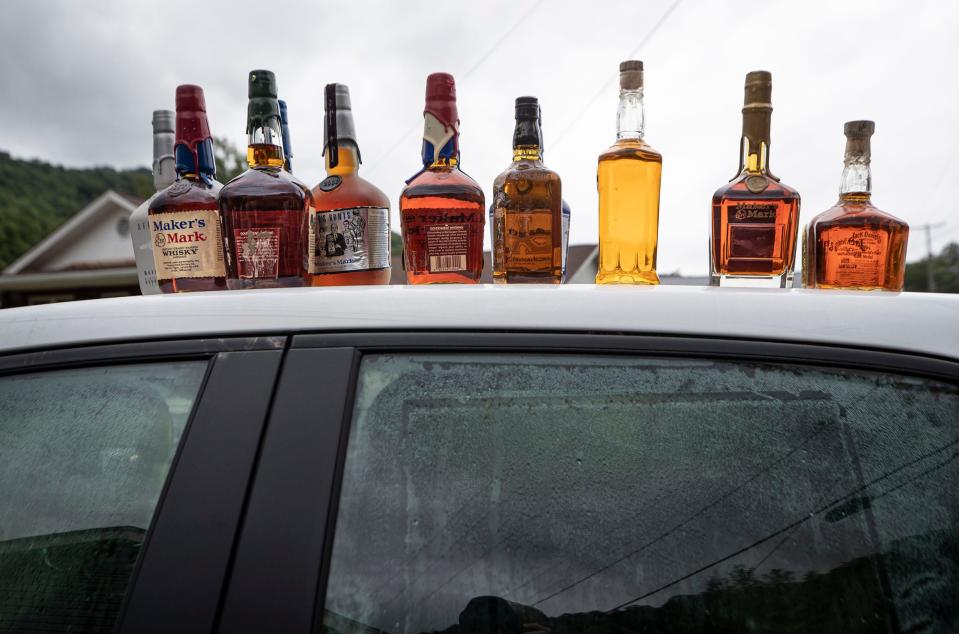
xmin=307 ymin=84 xmax=391 ymax=286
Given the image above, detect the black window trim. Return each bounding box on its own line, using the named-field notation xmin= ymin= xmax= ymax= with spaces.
xmin=217 ymin=330 xmax=959 ymax=634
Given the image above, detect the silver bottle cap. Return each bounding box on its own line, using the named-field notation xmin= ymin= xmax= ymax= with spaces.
xmin=151 ymin=109 xmax=176 ymax=190
xmin=324 ymin=83 xmax=359 ymax=157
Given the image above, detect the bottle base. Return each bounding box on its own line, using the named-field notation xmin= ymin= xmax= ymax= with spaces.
xmin=493 ymin=271 xmax=562 ymax=284
xmin=710 ymin=272 xmax=795 ymax=288
xmin=227 ymin=276 xmax=305 ymax=290
xmin=595 ymin=270 xmax=660 ymax=285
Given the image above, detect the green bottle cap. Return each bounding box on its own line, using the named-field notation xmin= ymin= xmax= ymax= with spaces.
xmin=247 ymin=69 xmax=281 ymax=134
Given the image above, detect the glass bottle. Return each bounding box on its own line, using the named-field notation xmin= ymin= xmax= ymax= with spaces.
xmin=710 ymin=70 xmax=800 ymax=288
xmin=491 ymin=96 xmax=562 ymax=283
xmin=596 ymin=60 xmax=662 ymax=285
xmin=307 ymin=83 xmax=391 ymax=286
xmin=400 ymin=73 xmax=485 ymax=284
xmin=806 ymin=121 xmax=908 ymax=290
xmin=148 ymin=85 xmax=226 ymax=293
xmin=130 ymin=110 xmax=176 ymax=295
xmin=219 ymin=70 xmax=311 ymax=289
xmin=278 ymin=99 xmax=293 ymax=173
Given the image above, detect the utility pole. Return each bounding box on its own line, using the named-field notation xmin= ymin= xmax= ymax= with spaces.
xmin=915 ymin=222 xmax=946 ymax=292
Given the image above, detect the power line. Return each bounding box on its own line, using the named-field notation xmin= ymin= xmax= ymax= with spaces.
xmin=915 ymin=222 xmax=947 ymax=291
xmin=365 ymin=0 xmax=546 ymax=178
xmin=551 ymin=0 xmax=685 ymax=150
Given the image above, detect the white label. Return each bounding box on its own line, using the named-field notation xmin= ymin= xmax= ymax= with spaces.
xmin=308 ymin=207 xmax=390 ymax=274
xmin=149 ymin=209 xmax=225 ymax=280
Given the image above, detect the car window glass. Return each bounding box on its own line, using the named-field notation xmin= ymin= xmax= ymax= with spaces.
xmin=0 ymin=361 xmax=207 ymax=633
xmin=323 ymin=353 xmax=959 ymax=634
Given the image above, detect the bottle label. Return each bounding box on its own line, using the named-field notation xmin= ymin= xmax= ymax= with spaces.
xmin=497 ymin=207 xmax=554 ymax=271
xmin=821 ymin=228 xmax=888 ymax=286
xmin=307 ymin=207 xmax=390 ymax=274
xmin=149 ymin=209 xmax=225 ymax=280
xmin=426 ymin=224 xmax=469 ymax=272
xmin=727 ymin=203 xmax=780 ymax=259
xmin=234 ymin=227 xmax=280 ymax=279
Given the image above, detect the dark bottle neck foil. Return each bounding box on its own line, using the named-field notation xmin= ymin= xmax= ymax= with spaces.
xmin=278 ymin=99 xmax=293 ymax=172
xmin=738 ymin=71 xmax=773 ymax=176
xmin=513 ymin=97 xmax=543 ymax=151
xmin=175 ymin=138 xmax=216 ymax=180
xmin=324 ymin=83 xmax=362 ymax=170
xmin=247 ymin=69 xmax=283 ymax=145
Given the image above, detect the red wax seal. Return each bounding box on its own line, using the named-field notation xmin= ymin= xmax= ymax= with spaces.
xmin=424 ymin=72 xmax=459 ymax=131
xmin=175 ymin=84 xmax=212 ymax=151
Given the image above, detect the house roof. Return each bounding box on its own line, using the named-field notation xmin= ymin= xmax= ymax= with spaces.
xmin=3 ymin=190 xmax=140 ymax=275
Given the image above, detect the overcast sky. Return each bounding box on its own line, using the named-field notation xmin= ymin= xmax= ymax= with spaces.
xmin=1 ymin=0 xmax=957 ymax=275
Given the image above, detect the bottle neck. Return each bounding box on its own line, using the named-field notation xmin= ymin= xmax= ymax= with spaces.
xmin=739 ymin=108 xmax=771 ymax=174
xmin=513 ymin=118 xmax=543 ymax=161
xmin=247 ymin=121 xmax=285 ymax=168
xmin=175 ymin=138 xmax=216 ymax=183
xmin=422 ymin=113 xmax=459 ymax=169
xmin=617 ymin=89 xmax=645 ymax=140
xmin=153 ymin=133 xmax=176 ymax=191
xmin=839 ymin=158 xmax=871 ymax=200
xmin=326 ymin=142 xmax=361 ymax=176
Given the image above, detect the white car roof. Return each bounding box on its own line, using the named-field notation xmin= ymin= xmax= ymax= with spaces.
xmin=0 ymin=286 xmax=957 ymax=359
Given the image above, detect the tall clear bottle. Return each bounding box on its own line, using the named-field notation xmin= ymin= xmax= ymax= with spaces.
xmin=307 ymin=83 xmax=391 ymax=286
xmin=148 ymin=85 xmax=226 ymax=293
xmin=710 ymin=71 xmax=800 ymax=287
xmin=596 ymin=60 xmax=662 ymax=285
xmin=399 ymin=73 xmax=485 ymax=284
xmin=219 ymin=70 xmax=311 ymax=289
xmin=491 ymin=96 xmax=562 ymax=283
xmin=130 ymin=110 xmax=176 ymax=295
xmin=805 ymin=121 xmax=908 ymax=290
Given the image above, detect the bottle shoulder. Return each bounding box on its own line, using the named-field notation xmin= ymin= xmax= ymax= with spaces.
xmin=402 ymin=167 xmax=484 ymax=200
xmin=149 ymin=178 xmax=221 ymax=212
xmin=311 ymin=173 xmax=390 ymax=211
xmin=810 ymin=199 xmax=907 ymax=229
xmin=712 ymin=172 xmax=800 ymax=202
xmin=599 ymin=138 xmax=661 ymax=162
xmin=495 ymin=160 xmax=560 ymax=187
xmin=219 ymin=167 xmax=308 ymax=204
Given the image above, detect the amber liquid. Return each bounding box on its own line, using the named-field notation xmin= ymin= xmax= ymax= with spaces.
xmin=149 ymin=177 xmax=226 ymax=293
xmin=219 ymin=145 xmax=310 ymax=289
xmin=308 ymin=171 xmax=391 ymax=287
xmin=807 ymin=194 xmax=908 ymax=291
xmin=400 ymin=164 xmax=485 ymax=284
xmin=596 ymin=139 xmax=662 ymax=284
xmin=711 ymin=173 xmax=800 ymax=285
xmin=492 ymin=153 xmax=562 ymax=284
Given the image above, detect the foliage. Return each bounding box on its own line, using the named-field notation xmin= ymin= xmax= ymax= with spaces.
xmin=0 ymin=152 xmax=153 ymax=271
xmin=213 ymin=136 xmax=246 ymax=184
xmin=904 ymin=242 xmax=959 ymax=293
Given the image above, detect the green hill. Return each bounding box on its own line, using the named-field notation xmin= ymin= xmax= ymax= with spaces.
xmin=0 ymin=151 xmax=153 ymax=270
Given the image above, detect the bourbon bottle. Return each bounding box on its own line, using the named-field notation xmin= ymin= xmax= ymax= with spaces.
xmin=307 ymin=84 xmax=391 ymax=286
xmin=597 ymin=60 xmax=662 ymax=285
xmin=710 ymin=71 xmax=800 ymax=287
xmin=130 ymin=109 xmax=176 ymax=295
xmin=806 ymin=121 xmax=908 ymax=290
xmin=400 ymin=73 xmax=485 ymax=284
xmin=492 ymin=96 xmax=562 ymax=283
xmin=148 ymin=85 xmax=226 ymax=293
xmin=219 ymin=70 xmax=311 ymax=289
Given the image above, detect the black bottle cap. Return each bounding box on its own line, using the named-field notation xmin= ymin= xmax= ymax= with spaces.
xmin=515 ymin=96 xmax=540 ymax=120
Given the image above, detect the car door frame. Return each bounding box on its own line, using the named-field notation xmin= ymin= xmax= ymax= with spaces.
xmin=216 ymin=329 xmax=959 ymax=634
xmin=0 ymin=335 xmax=287 ymax=634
